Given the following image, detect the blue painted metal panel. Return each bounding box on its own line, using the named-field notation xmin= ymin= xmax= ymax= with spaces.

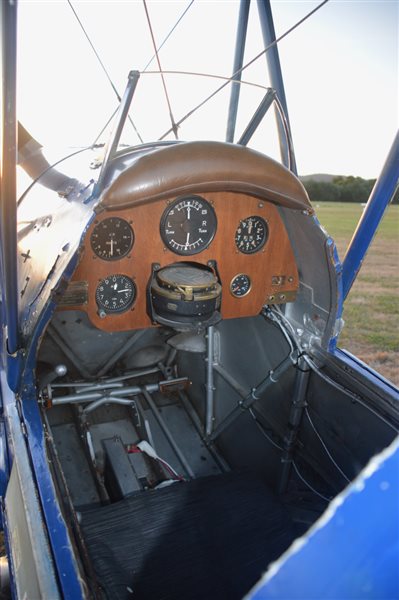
xmin=342 ymin=131 xmax=399 ymax=300
xmin=335 ymin=347 xmax=399 ymax=397
xmin=249 ymin=436 xmax=399 ymax=600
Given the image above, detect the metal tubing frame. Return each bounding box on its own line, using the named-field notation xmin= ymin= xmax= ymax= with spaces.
xmin=205 ymin=325 xmax=215 ymax=436
xmin=210 ymin=351 xmax=298 ymax=441
xmin=96 ymin=70 xmax=140 ymax=191
xmin=256 ymin=0 xmax=297 ymax=173
xmin=278 ymin=356 xmax=310 ymax=493
xmin=341 ymin=131 xmax=399 ymax=300
xmin=0 ymin=0 xmax=19 ymax=355
xmin=140 ymin=389 xmax=195 ymax=479
xmin=238 ymin=88 xmax=276 ymax=146
xmin=226 ymin=0 xmax=251 ymax=143
xmin=51 ymin=381 xmax=159 ymax=404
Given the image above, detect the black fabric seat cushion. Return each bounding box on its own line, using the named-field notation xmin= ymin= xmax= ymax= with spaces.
xmin=81 ymin=472 xmax=296 ymax=600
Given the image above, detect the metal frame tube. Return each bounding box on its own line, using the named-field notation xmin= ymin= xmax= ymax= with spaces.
xmin=0 ymin=0 xmax=19 ymax=354
xmin=205 ymin=326 xmax=215 ymax=436
xmin=141 ymin=389 xmax=195 ymax=479
xmin=342 ymin=131 xmax=399 ymax=300
xmin=47 ymin=326 xmax=92 ymax=379
xmin=51 ymin=382 xmax=159 ymax=405
xmin=226 ymin=0 xmax=251 ymax=142
xmin=237 ymin=88 xmax=275 ymax=146
xmin=96 ymin=70 xmax=140 ymax=191
xmin=210 ymin=351 xmax=297 ymax=441
xmin=278 ymin=357 xmax=310 ymax=493
xmin=83 ymin=396 xmax=137 ymax=414
xmin=256 ymin=0 xmax=297 ymax=173
xmin=96 ymin=329 xmax=147 ymax=377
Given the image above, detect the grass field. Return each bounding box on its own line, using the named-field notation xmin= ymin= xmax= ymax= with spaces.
xmin=314 ymin=202 xmax=399 ymax=386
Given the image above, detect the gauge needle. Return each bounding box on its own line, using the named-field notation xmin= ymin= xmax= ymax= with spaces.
xmin=248 ymin=221 xmax=253 ymax=234
xmin=187 ymin=207 xmax=191 ymax=220
xmin=185 ymin=233 xmax=190 ymax=247
xmin=117 ymin=289 xmax=130 ymax=293
xmin=106 ymin=238 xmax=114 ymax=256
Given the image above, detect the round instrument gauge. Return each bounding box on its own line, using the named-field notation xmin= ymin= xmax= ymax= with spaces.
xmin=235 ymin=216 xmax=268 ymax=254
xmin=160 ymin=196 xmax=217 ymax=255
xmin=230 ymin=274 xmax=251 ymax=298
xmin=95 ymin=274 xmax=136 ymax=314
xmin=90 ymin=217 xmax=134 ymax=261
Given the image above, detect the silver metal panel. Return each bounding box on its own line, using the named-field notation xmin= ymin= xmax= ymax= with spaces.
xmin=2 ymin=374 xmax=61 ymax=600
xmin=52 ymin=422 xmax=101 ymax=507
xmin=142 ymin=400 xmax=221 ymax=478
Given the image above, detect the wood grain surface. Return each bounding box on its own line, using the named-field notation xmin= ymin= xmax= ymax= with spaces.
xmin=63 ymin=192 xmax=298 ymax=331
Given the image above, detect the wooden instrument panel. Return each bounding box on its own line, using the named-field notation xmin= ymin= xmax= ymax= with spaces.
xmin=63 ymin=191 xmax=298 ymax=332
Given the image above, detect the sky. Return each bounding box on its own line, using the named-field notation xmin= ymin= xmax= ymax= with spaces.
xmin=16 ymin=0 xmax=398 ymax=179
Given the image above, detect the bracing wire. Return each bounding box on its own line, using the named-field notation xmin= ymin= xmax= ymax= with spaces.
xmin=248 ymin=407 xmax=332 ymax=502
xmin=142 ymin=0 xmax=179 ymax=139
xmin=92 ymin=0 xmax=194 ymax=146
xmin=67 ymin=0 xmax=143 ymax=143
xmin=142 ymin=0 xmax=195 ymax=72
xmin=292 ymin=462 xmax=332 ymax=503
xmin=158 ymin=0 xmax=330 ymax=140
xmin=305 ymin=407 xmax=351 ymax=484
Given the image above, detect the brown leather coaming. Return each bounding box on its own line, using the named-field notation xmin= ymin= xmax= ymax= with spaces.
xmin=101 ymin=141 xmax=313 ymax=213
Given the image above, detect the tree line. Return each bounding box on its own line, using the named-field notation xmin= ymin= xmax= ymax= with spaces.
xmin=302 ymin=175 xmax=399 ymax=204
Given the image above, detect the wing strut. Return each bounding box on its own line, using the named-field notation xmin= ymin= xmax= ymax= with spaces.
xmin=342 ymin=131 xmax=399 ymax=300
xmin=226 ymin=0 xmax=251 ymax=143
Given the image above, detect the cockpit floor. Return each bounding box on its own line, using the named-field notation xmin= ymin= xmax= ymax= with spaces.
xmin=81 ymin=471 xmax=296 ymax=600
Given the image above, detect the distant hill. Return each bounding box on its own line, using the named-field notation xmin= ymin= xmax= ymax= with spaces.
xmin=300 ymin=173 xmax=342 ymax=183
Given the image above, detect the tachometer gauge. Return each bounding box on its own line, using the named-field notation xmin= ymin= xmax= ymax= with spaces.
xmin=230 ymin=274 xmax=251 ymax=297
xmin=235 ymin=216 xmax=268 ymax=254
xmin=160 ymin=196 xmax=217 ymax=255
xmin=95 ymin=274 xmax=136 ymax=314
xmin=90 ymin=217 xmax=134 ymax=260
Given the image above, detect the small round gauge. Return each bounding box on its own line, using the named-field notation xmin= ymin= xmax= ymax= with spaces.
xmin=95 ymin=274 xmax=136 ymax=314
xmin=235 ymin=216 xmax=268 ymax=254
xmin=160 ymin=195 xmax=217 ymax=255
xmin=90 ymin=217 xmax=134 ymax=261
xmin=230 ymin=274 xmax=251 ymax=298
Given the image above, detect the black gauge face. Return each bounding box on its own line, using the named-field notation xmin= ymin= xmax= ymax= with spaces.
xmin=235 ymin=216 xmax=268 ymax=254
xmin=95 ymin=274 xmax=136 ymax=314
xmin=160 ymin=196 xmax=217 ymax=255
xmin=91 ymin=217 xmax=134 ymax=261
xmin=230 ymin=274 xmax=251 ymax=297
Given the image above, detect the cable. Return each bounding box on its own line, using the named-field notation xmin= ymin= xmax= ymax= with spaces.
xmin=92 ymin=2 xmax=195 ymax=146
xmin=142 ymin=0 xmax=179 ymax=139
xmin=248 ymin=408 xmax=283 ymax=451
xmin=67 ymin=0 xmax=143 ymax=143
xmin=292 ymin=462 xmax=332 ymax=503
xmin=303 ymin=355 xmax=399 ymax=434
xmin=305 ymin=407 xmax=351 ymax=484
xmin=248 ymin=408 xmax=331 ymax=502
xmin=266 ymin=307 xmax=399 ymax=434
xmin=142 ymin=0 xmax=195 ymax=72
xmin=159 ymin=0 xmax=330 ymax=139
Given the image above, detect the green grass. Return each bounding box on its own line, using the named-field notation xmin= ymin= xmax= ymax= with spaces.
xmin=314 ymin=202 xmax=399 ymax=384
xmin=315 ymin=202 xmax=399 ymax=242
